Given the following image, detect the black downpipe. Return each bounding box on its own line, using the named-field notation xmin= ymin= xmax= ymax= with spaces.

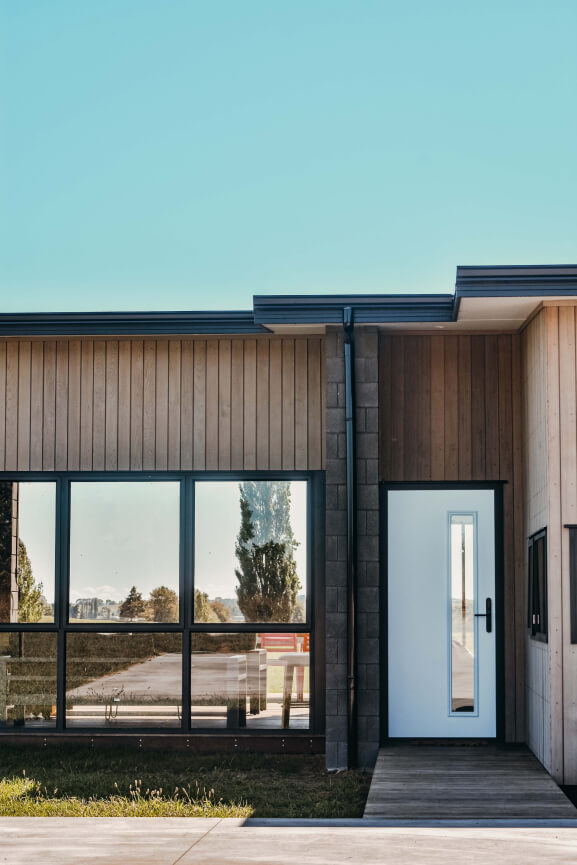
xmin=343 ymin=307 xmax=357 ymax=768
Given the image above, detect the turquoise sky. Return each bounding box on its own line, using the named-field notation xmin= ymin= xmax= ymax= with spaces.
xmin=1 ymin=1 xmax=575 ymax=311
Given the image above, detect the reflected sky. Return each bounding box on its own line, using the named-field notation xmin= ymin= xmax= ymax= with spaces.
xmin=69 ymin=482 xmax=179 ymax=603
xmin=17 ymin=483 xmax=56 ymax=604
xmin=17 ymin=480 xmax=307 ymax=605
xmin=195 ymin=481 xmax=307 ymax=598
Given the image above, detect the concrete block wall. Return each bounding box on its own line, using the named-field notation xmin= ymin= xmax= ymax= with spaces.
xmin=325 ymin=326 xmax=380 ymax=769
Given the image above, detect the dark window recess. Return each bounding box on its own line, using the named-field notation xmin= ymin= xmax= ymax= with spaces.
xmin=565 ymin=525 xmax=577 ymax=644
xmin=527 ymin=529 xmax=547 ymax=641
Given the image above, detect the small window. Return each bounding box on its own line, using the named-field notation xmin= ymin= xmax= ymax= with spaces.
xmin=528 ymin=529 xmax=547 ymax=641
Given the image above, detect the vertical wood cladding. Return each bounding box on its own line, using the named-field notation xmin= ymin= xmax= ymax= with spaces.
xmin=0 ymin=337 xmax=325 ymax=472
xmin=379 ymin=332 xmax=524 ymax=742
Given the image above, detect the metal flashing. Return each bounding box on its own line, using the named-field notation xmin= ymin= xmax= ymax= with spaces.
xmin=0 ymin=311 xmax=269 ymax=336
xmin=455 ymin=265 xmax=577 ymax=297
xmin=253 ymin=294 xmax=454 ymax=324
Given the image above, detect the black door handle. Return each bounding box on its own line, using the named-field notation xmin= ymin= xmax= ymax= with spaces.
xmin=474 ymin=598 xmax=492 ymax=633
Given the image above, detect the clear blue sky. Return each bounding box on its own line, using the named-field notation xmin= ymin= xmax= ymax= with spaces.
xmin=1 ymin=1 xmax=575 ymax=312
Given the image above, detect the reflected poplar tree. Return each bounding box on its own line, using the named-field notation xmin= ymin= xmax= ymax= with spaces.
xmin=235 ymin=488 xmax=300 ymax=622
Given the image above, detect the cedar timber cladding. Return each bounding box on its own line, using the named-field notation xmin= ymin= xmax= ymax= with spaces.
xmin=380 ymin=333 xmax=525 ymax=743
xmin=0 ymin=337 xmax=325 ymax=472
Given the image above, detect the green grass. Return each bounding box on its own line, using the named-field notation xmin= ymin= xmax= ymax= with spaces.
xmin=0 ymin=745 xmax=370 ymax=818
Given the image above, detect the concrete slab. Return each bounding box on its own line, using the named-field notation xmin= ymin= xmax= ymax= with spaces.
xmin=2 ymin=818 xmax=577 ymax=865
xmin=0 ymin=817 xmax=219 ymax=865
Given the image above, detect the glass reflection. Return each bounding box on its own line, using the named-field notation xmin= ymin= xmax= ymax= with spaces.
xmin=194 ymin=481 xmax=307 ymax=624
xmin=0 ymin=632 xmax=57 ymax=728
xmin=0 ymin=482 xmax=55 ymax=623
xmin=450 ymin=515 xmax=475 ymax=713
xmin=69 ymin=482 xmax=180 ymax=623
xmin=66 ymin=633 xmax=182 ymax=728
xmin=190 ymin=632 xmax=310 ymax=729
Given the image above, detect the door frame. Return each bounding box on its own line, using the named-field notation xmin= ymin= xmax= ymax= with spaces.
xmin=379 ymin=481 xmax=505 ymax=743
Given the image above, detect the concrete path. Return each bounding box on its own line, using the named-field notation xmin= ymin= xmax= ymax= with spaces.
xmin=3 ymin=818 xmax=577 ymax=864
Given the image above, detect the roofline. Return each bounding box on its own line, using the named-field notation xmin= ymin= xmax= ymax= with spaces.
xmin=0 ymin=311 xmax=270 ymax=336
xmin=1 ymin=266 xmax=577 ymax=334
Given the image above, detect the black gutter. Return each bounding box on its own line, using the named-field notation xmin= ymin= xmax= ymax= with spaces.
xmin=0 ymin=311 xmax=270 ymax=336
xmin=343 ymin=306 xmax=357 ymax=769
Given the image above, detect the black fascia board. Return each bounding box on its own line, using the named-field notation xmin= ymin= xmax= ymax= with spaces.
xmin=253 ymin=294 xmax=454 ymax=324
xmin=455 ymin=265 xmax=577 ymax=298
xmin=0 ymin=311 xmax=270 ymax=336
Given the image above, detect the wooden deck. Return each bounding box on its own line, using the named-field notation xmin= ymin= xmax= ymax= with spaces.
xmin=364 ymin=744 xmax=577 ymax=820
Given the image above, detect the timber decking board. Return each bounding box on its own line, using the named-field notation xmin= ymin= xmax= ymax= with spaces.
xmin=364 ymin=745 xmax=577 ymax=819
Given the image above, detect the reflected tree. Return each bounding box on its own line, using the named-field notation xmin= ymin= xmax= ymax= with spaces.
xmin=235 ymin=492 xmax=300 ymax=622
xmin=17 ymin=539 xmax=44 ymax=623
xmin=119 ymin=586 xmax=147 ymax=620
xmin=194 ymin=589 xmax=219 ymax=623
xmin=239 ymin=481 xmax=297 ymax=554
xmin=148 ymin=586 xmax=178 ymax=622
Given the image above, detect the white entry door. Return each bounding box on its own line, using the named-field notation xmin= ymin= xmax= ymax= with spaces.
xmin=387 ymin=489 xmax=496 ymax=738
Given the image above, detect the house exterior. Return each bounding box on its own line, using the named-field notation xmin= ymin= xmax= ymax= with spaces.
xmin=1 ymin=264 xmax=577 ymax=784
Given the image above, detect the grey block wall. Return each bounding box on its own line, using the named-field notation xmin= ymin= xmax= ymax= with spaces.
xmin=325 ymin=326 xmax=380 ymax=770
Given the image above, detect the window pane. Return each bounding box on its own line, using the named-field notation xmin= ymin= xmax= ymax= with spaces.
xmin=0 ymin=632 xmax=57 ymax=728
xmin=69 ymin=482 xmax=180 ymax=623
xmin=536 ymin=536 xmax=546 ymax=634
xmin=450 ymin=514 xmax=476 ymax=713
xmin=66 ymin=633 xmax=182 ymax=728
xmin=190 ymin=632 xmax=310 ymax=729
xmin=194 ymin=481 xmax=307 ymax=624
xmin=0 ymin=482 xmax=55 ymax=624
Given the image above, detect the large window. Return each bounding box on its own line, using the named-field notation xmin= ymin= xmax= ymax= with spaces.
xmin=528 ymin=528 xmax=547 ymax=641
xmin=0 ymin=475 xmax=317 ymax=735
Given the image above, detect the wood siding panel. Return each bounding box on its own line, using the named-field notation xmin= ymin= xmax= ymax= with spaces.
xmin=155 ymin=340 xmax=169 ymax=471
xmin=545 ymin=307 xmax=563 ymax=781
xmin=0 ymin=336 xmax=325 ymax=474
xmin=295 ymin=339 xmax=308 ymax=470
xmin=67 ymin=340 xmax=81 ymax=471
xmin=142 ymin=340 xmax=156 ymax=471
xmin=117 ymin=341 xmax=131 ymax=470
xmin=92 ymin=341 xmax=106 ymax=471
xmin=17 ymin=342 xmax=31 ymax=471
xmin=30 ymin=341 xmax=44 ymax=471
xmin=104 ymin=341 xmax=118 ymax=471
xmin=168 ymin=340 xmax=181 ymax=471
xmin=230 ymin=340 xmax=244 ymax=470
xmin=256 ymin=340 xmax=269 ymax=470
xmin=443 ymin=337 xmax=458 ymax=479
xmin=193 ymin=340 xmax=206 ymax=471
xmin=180 ymin=341 xmax=194 ymax=470
xmin=269 ymin=340 xmax=282 ymax=469
xmin=80 ymin=341 xmax=94 ymax=471
xmin=205 ymin=340 xmax=219 ymax=471
xmin=281 ymin=339 xmax=295 ymax=470
xmin=129 ymin=341 xmax=143 ymax=470
xmin=380 ymin=331 xmax=524 ymax=744
xmin=42 ymin=342 xmax=56 ymax=471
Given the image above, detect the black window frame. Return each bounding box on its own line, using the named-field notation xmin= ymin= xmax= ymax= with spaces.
xmin=527 ymin=528 xmax=547 ymax=642
xmin=0 ymin=470 xmax=324 ymax=736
